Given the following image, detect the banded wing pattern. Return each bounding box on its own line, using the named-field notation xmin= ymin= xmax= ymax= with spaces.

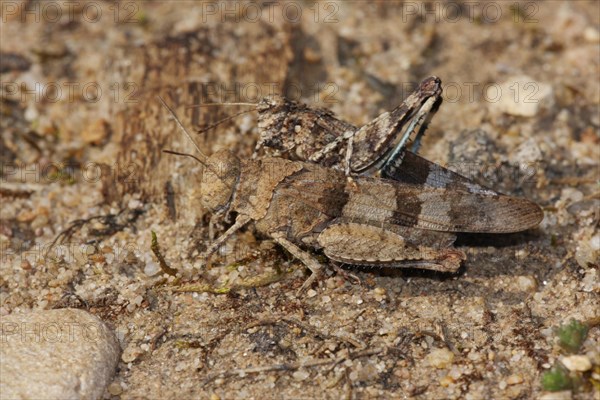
xmin=277 ymin=163 xmax=543 ymax=234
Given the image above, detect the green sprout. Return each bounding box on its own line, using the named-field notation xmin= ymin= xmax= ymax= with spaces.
xmin=556 ymin=319 xmax=589 ymax=354
xmin=151 ymin=231 xmax=178 ymax=276
xmin=541 ymin=363 xmax=572 ymax=392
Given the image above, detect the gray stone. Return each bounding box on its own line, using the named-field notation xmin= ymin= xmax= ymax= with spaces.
xmin=1 ymin=308 xmax=120 ymax=400
xmin=488 ymin=75 xmax=554 ymax=117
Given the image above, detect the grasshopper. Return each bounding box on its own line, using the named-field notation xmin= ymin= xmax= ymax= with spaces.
xmin=160 ymin=97 xmax=543 ymax=292
xmin=254 ymin=76 xmax=443 ymax=177
xmin=254 ymin=75 xmax=509 ymax=201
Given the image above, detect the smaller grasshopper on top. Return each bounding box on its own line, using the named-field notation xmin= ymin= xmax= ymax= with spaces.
xmin=254 ymin=76 xmax=443 ymax=177
xmin=191 ymin=76 xmax=442 ymax=179
xmin=252 ymin=76 xmax=502 ymax=198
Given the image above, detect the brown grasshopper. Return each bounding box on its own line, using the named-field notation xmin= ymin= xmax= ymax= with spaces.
xmin=254 ymin=76 xmax=443 ymax=177
xmin=160 ymin=97 xmax=543 ymax=292
xmin=253 ymin=75 xmax=508 ymax=216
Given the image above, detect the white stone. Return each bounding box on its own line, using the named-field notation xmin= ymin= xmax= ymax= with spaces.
xmin=144 ymin=261 xmax=161 ymax=276
xmin=510 ymin=138 xmax=543 ymax=165
xmin=584 ymin=27 xmax=600 ymax=43
xmin=516 ymin=275 xmax=538 ymax=292
xmin=591 ymin=234 xmax=600 ymax=251
xmin=292 ymin=369 xmax=310 ymax=381
xmin=561 ymin=355 xmax=592 ymax=372
xmin=488 ymin=75 xmax=554 ymax=117
xmin=581 ymin=268 xmax=598 ymax=293
xmin=127 ymin=199 xmax=142 ymax=209
xmin=540 ymin=390 xmax=572 ymax=400
xmin=426 ymin=348 xmax=455 ymax=369
xmin=506 ymin=374 xmax=523 ymax=385
xmin=0 ymin=308 xmax=120 ymax=400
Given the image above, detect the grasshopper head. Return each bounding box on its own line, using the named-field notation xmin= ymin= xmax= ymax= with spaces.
xmin=255 ymin=95 xmax=297 ymax=154
xmin=256 ymin=94 xmax=286 ymax=114
xmin=157 ymin=96 xmax=242 ymax=212
xmin=200 ymin=150 xmax=241 ymax=212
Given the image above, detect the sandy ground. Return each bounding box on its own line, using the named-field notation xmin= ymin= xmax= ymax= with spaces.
xmin=1 ymin=1 xmax=599 ymax=399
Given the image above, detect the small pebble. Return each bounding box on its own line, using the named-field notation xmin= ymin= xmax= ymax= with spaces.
xmin=373 ymin=287 xmax=386 ymax=301
xmin=24 ymin=104 xmax=38 ymax=121
xmin=498 ymin=380 xmax=507 ymax=390
xmin=121 ymin=345 xmax=142 ymax=363
xmin=31 ymin=214 xmax=49 ymax=230
xmin=292 ymin=369 xmax=309 ymax=381
xmin=306 ymin=289 xmax=317 ymax=298
xmin=581 ymin=268 xmax=600 ymax=292
xmin=144 ymin=261 xmax=160 ymax=276
xmin=540 ymin=390 xmax=572 ymax=400
xmin=440 ymin=375 xmax=454 ymax=387
xmin=448 ymin=366 xmax=462 ymax=380
xmin=374 ymin=287 xmax=386 ymax=295
xmin=488 ymin=75 xmax=553 ymax=117
xmin=128 ymin=199 xmax=142 ymax=209
xmin=591 ymin=234 xmax=600 ymax=251
xmin=0 ymin=309 xmax=120 ymax=399
xmin=506 ymin=374 xmax=523 ymax=385
xmin=107 ymin=382 xmax=123 ymax=395
xmin=348 ymin=370 xmax=358 ymax=381
xmin=584 ymin=26 xmax=600 ymax=43
xmin=426 ymin=348 xmax=455 ymax=369
xmin=16 ymin=209 xmax=37 ymax=222
xmin=517 ymin=275 xmax=538 ymax=292
xmin=561 ymin=355 xmax=592 ymax=372
xmin=357 ymin=363 xmax=378 ymax=382
xmin=510 ymin=138 xmax=543 ymax=165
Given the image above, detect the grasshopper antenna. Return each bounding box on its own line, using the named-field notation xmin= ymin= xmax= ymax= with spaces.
xmin=159 ymin=97 xmax=231 ymax=187
xmin=187 ymin=102 xmax=256 ymax=107
xmin=157 ymin=95 xmax=209 ymax=165
xmin=194 ymin=108 xmax=256 ymax=136
xmin=186 ymin=101 xmax=257 ymax=136
xmin=162 ymin=150 xmax=205 ymax=165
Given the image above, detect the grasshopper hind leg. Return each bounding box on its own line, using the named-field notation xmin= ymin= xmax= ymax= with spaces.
xmin=317 ymin=222 xmax=466 ymax=274
xmin=381 ymin=94 xmax=442 ymax=172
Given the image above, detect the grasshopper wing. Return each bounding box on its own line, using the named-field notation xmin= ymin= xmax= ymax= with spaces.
xmin=278 ymin=163 xmax=543 ymax=234
xmin=382 ymin=151 xmax=500 ymax=196
xmin=343 ymin=177 xmax=544 ymax=233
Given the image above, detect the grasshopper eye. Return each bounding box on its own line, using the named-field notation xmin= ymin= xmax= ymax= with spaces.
xmin=200 ymin=150 xmax=241 ymax=212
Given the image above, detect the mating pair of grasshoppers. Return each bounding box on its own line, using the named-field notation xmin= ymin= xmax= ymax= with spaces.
xmin=160 ymin=76 xmax=542 ymax=291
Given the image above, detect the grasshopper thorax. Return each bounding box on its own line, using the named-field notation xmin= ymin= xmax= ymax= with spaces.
xmin=200 ymin=150 xmax=241 ymax=212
